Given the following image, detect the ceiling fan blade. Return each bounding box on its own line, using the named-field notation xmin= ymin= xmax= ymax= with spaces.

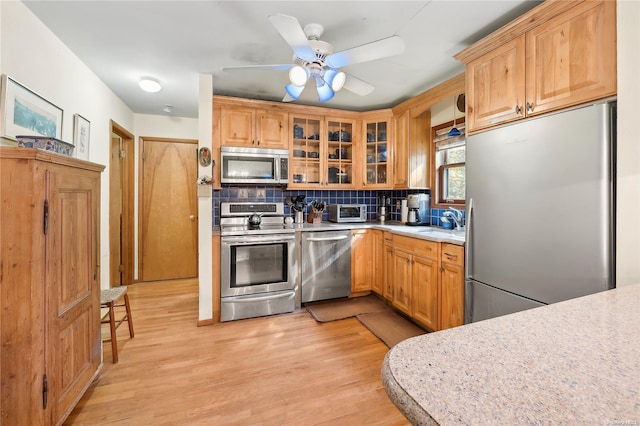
xmin=325 ymin=36 xmax=405 ymax=68
xmin=268 ymin=14 xmax=316 ymax=62
xmin=223 ymin=64 xmax=292 ymax=72
xmin=342 ymin=74 xmax=375 ymax=96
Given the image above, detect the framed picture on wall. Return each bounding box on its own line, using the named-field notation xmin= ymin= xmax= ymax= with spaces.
xmin=0 ymin=74 xmax=63 ymax=141
xmin=73 ymin=113 xmax=90 ymax=160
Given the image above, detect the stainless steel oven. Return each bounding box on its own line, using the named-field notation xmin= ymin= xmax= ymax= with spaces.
xmin=220 ymin=202 xmax=298 ymax=321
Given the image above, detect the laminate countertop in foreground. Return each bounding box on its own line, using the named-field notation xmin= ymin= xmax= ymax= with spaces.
xmin=382 ymin=284 xmax=640 ymax=425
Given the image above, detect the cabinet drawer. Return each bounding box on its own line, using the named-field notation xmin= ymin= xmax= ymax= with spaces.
xmin=393 ymin=235 xmax=439 ymax=259
xmin=441 ymin=244 xmax=464 ymax=267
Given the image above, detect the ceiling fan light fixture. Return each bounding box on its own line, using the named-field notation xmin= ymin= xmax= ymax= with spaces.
xmin=139 ymin=77 xmax=162 ymax=93
xmin=324 ymin=69 xmax=346 ymax=92
xmin=316 ymin=81 xmax=334 ymax=102
xmin=285 ymin=83 xmax=305 ymax=100
xmin=288 ymin=65 xmax=309 ymax=87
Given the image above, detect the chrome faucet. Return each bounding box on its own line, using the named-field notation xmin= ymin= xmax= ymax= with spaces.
xmin=443 ymin=208 xmax=464 ymax=230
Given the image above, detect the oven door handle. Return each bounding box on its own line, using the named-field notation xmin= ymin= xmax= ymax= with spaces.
xmin=221 ymin=234 xmax=295 ymax=244
xmin=306 ymin=235 xmax=349 ymax=242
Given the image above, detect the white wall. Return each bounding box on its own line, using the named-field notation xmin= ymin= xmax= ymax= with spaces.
xmin=616 ymin=0 xmax=640 ymax=287
xmin=1 ymin=1 xmax=134 ymax=289
xmin=197 ymin=74 xmax=213 ymax=322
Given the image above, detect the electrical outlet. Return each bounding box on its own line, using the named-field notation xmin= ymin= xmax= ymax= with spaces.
xmin=256 ymin=189 xmax=266 ymax=199
xmin=238 ymin=188 xmax=249 ymax=199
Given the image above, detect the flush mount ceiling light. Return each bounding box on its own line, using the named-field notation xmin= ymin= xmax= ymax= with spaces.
xmin=139 ymin=77 xmax=161 ymax=93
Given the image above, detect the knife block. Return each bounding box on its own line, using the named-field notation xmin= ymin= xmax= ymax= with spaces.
xmin=308 ymin=208 xmax=323 ymax=223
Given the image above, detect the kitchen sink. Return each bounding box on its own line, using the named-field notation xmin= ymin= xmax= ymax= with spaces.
xmin=413 ymin=228 xmax=465 ymax=242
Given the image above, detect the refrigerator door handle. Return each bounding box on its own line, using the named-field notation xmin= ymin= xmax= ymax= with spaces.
xmin=465 ymin=197 xmax=473 ymax=280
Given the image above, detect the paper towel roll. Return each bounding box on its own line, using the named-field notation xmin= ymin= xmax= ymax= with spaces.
xmin=401 ymin=206 xmax=408 ymax=223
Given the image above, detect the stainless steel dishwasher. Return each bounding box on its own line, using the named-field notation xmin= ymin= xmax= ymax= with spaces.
xmin=301 ymin=230 xmax=351 ymax=303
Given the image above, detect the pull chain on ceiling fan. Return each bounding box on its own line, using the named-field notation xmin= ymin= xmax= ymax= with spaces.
xmin=223 ymin=14 xmax=405 ymax=103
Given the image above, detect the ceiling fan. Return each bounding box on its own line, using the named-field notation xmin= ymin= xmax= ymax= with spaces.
xmin=223 ymin=14 xmax=405 ymax=103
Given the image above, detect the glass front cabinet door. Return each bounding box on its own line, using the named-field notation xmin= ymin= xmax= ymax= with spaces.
xmin=363 ymin=116 xmax=392 ymax=188
xmin=326 ymin=118 xmax=356 ymax=188
xmin=290 ymin=114 xmax=323 ymax=187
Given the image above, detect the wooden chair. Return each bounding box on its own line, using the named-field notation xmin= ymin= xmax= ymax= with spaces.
xmin=101 ymin=286 xmax=134 ymax=363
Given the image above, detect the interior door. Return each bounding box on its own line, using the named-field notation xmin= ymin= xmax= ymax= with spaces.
xmin=140 ymin=138 xmax=198 ymax=282
xmin=110 ymin=133 xmax=123 ymax=286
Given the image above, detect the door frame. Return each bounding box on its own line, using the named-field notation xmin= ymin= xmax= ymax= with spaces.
xmin=138 ymin=136 xmax=199 ymax=282
xmin=109 ymin=120 xmax=135 ymax=286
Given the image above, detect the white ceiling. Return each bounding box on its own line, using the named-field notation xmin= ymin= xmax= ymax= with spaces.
xmin=23 ymin=1 xmax=541 ymax=118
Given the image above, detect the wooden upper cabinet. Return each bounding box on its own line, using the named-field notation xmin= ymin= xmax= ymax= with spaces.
xmin=458 ymin=0 xmax=616 ymax=134
xmin=220 ymin=104 xmax=288 ymax=149
xmin=393 ymin=109 xmax=410 ymax=188
xmin=525 ymin=0 xmax=616 ymax=116
xmin=256 ymin=108 xmax=289 ymax=148
xmin=466 ymin=36 xmax=526 ymax=131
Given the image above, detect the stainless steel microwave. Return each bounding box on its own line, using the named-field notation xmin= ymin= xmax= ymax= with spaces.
xmin=220 ymin=146 xmax=289 ymax=185
xmin=328 ymin=204 xmax=367 ymax=223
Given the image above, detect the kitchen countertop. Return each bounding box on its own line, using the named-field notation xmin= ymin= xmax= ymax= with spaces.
xmin=298 ymin=222 xmax=465 ymax=245
xmin=213 ymin=221 xmax=465 ymax=245
xmin=382 ymin=284 xmax=640 ymax=425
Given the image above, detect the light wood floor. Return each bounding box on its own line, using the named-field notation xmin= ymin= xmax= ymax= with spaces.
xmin=65 ymin=279 xmax=409 ymax=425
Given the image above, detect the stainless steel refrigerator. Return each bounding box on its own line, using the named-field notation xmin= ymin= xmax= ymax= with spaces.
xmin=465 ymin=101 xmax=616 ymax=323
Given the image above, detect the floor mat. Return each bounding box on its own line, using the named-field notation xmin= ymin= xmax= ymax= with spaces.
xmin=356 ymin=310 xmax=427 ymax=348
xmin=305 ymin=295 xmax=389 ymax=322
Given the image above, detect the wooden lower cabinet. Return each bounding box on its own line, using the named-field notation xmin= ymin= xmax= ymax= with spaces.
xmin=373 ymin=233 xmax=464 ymax=332
xmin=0 ymin=148 xmax=103 ymax=425
xmin=392 ymin=250 xmax=413 ymax=315
xmin=412 ymin=255 xmax=440 ymax=331
xmin=371 ymin=230 xmax=384 ymax=295
xmin=440 ymin=243 xmax=465 ymax=330
xmin=351 ymin=229 xmax=373 ymax=293
xmin=382 ymin=236 xmax=394 ymax=301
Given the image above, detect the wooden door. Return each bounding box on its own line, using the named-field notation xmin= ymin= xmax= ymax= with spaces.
xmin=351 ymin=230 xmax=373 ymax=293
xmin=383 ymin=243 xmax=394 ymax=300
xmin=220 ymin=105 xmax=255 ymax=146
xmin=466 ymin=36 xmax=526 ymax=132
xmin=46 ymin=166 xmax=101 ymax=424
xmin=393 ymin=109 xmax=409 ymax=188
xmin=140 ymin=138 xmax=198 ymax=282
xmin=109 ymin=121 xmax=135 ymax=286
xmin=441 ymin=244 xmax=465 ymax=330
xmin=255 ymin=109 xmax=288 ymax=148
xmin=109 ymin=134 xmax=122 ymax=286
xmin=392 ymin=250 xmax=412 ymax=315
xmin=371 ymin=230 xmax=384 ymax=295
xmin=525 ymin=0 xmax=616 ymax=116
xmin=412 ymin=255 xmax=440 ymax=331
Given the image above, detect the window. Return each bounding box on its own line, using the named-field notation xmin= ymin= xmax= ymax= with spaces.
xmin=433 ymin=118 xmax=465 ymax=206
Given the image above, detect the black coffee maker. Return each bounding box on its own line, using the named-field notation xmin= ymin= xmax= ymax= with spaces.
xmin=406 ymin=194 xmax=430 ymax=226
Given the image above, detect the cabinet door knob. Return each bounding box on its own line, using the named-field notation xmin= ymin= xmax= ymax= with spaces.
xmin=526 ymin=102 xmax=535 ymax=113
xmin=190 ymin=215 xmax=196 ymax=221
xmin=515 ymin=105 xmax=523 ymax=115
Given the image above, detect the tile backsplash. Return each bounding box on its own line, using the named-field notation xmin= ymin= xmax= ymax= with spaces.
xmin=211 ymin=185 xmax=465 ymax=227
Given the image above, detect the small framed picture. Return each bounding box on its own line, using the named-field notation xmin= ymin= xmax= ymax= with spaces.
xmin=0 ymin=74 xmax=63 ymax=141
xmin=73 ymin=113 xmax=90 ymax=160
